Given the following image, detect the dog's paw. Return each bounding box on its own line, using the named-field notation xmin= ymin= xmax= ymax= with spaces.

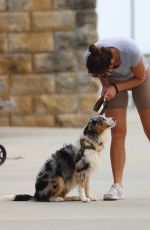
xmin=72 ymin=196 xmax=80 ymax=201
xmin=81 ymin=197 xmax=91 ymax=203
xmin=57 ymin=197 xmax=64 ymax=202
xmin=64 ymin=196 xmax=81 ymax=201
xmin=88 ymin=196 xmax=97 ymax=201
xmin=49 ymin=197 xmax=64 ymax=202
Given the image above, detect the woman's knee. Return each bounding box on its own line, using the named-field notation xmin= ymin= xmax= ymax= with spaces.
xmin=105 ymin=108 xmax=127 ymax=141
xmin=138 ymin=109 xmax=150 ymax=141
xmin=111 ymin=126 xmax=127 ymax=140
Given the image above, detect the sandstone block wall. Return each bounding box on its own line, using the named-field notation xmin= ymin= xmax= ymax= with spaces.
xmin=0 ymin=0 xmax=98 ymax=127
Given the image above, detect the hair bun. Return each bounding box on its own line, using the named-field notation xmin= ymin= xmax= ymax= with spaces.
xmin=89 ymin=44 xmax=99 ymax=56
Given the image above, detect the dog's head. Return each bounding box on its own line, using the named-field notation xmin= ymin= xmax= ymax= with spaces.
xmin=83 ymin=115 xmax=116 ymax=142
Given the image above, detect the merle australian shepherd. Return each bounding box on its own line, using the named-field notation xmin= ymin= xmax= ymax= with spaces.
xmin=2 ymin=115 xmax=116 ymax=203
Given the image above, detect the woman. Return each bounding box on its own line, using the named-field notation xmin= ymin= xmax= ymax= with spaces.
xmin=84 ymin=37 xmax=150 ymax=200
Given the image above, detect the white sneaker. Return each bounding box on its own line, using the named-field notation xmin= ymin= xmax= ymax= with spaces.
xmin=103 ymin=183 xmax=124 ymax=201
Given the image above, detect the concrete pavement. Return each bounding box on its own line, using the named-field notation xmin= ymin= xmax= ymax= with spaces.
xmin=0 ymin=110 xmax=150 ymax=230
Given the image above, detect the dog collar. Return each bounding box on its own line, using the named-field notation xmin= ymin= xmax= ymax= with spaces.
xmin=76 ymin=139 xmax=96 ymax=162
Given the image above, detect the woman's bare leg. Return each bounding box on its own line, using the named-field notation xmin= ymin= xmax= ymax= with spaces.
xmin=105 ymin=109 xmax=127 ymax=184
xmin=138 ymin=109 xmax=150 ymax=141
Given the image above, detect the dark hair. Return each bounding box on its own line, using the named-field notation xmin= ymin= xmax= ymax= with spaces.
xmin=86 ymin=44 xmax=113 ymax=75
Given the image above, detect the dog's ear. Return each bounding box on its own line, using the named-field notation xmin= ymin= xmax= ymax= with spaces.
xmin=84 ymin=123 xmax=92 ymax=136
xmin=84 ymin=122 xmax=98 ymax=142
xmin=83 ymin=125 xmax=88 ymax=136
xmin=84 ymin=120 xmax=98 ymax=137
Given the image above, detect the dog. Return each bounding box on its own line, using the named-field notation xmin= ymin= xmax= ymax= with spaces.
xmin=1 ymin=115 xmax=116 ymax=202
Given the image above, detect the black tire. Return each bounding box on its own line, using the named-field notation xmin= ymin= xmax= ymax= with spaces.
xmin=0 ymin=145 xmax=7 ymax=166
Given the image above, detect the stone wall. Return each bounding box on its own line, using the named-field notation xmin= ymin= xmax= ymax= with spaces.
xmin=0 ymin=0 xmax=98 ymax=127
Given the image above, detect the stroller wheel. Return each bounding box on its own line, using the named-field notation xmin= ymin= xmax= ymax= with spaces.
xmin=0 ymin=145 xmax=7 ymax=166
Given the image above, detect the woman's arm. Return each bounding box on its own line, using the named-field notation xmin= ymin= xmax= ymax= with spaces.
xmin=100 ymin=78 xmax=109 ymax=87
xmin=99 ymin=78 xmax=109 ymax=96
xmin=103 ymin=59 xmax=146 ymax=101
xmin=115 ymin=59 xmax=146 ymax=91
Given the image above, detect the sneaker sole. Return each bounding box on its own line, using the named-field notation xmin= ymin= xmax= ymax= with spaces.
xmin=103 ymin=195 xmax=124 ymax=201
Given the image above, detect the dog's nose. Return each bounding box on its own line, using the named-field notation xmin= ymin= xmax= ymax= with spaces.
xmin=112 ymin=117 xmax=115 ymax=121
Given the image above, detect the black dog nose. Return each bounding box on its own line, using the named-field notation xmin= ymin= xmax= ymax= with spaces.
xmin=112 ymin=117 xmax=115 ymax=121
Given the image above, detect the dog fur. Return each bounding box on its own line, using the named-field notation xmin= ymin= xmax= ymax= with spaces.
xmin=1 ymin=115 xmax=116 ymax=203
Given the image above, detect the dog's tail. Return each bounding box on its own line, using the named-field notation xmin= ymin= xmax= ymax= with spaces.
xmin=0 ymin=194 xmax=33 ymax=201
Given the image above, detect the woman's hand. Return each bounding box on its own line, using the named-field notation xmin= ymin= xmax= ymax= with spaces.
xmin=103 ymin=85 xmax=117 ymax=101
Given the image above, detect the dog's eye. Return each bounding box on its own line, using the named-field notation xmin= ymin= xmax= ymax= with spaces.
xmin=101 ymin=118 xmax=105 ymax=121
